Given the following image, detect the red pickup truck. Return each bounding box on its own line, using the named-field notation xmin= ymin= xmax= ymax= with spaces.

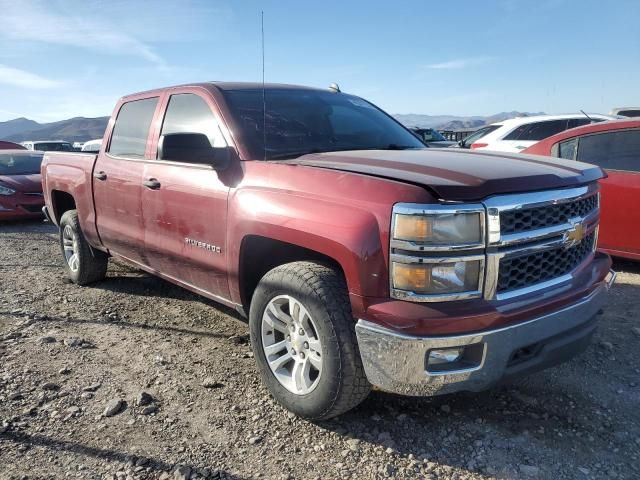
xmin=42 ymin=82 xmax=615 ymax=419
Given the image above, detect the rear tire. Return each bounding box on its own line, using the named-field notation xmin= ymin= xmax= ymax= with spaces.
xmin=249 ymin=261 xmax=370 ymax=420
xmin=59 ymin=210 xmax=108 ymax=285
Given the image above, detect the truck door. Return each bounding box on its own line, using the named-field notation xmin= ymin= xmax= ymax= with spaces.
xmin=93 ymin=96 xmax=160 ymax=265
xmin=141 ymin=92 xmax=231 ymax=301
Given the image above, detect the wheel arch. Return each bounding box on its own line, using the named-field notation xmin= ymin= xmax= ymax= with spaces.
xmin=238 ymin=235 xmax=346 ymax=315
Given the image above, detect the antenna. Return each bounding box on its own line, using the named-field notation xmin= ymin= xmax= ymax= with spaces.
xmin=261 ymin=11 xmax=267 ymax=161
xmin=580 ymin=109 xmax=593 ymax=122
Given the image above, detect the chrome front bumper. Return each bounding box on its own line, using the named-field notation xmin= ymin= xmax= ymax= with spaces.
xmin=355 ymin=271 xmax=615 ymax=396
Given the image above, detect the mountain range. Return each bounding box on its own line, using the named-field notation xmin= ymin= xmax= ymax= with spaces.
xmin=0 ymin=111 xmax=543 ymax=144
xmin=393 ymin=111 xmax=544 ymax=130
xmin=0 ymin=117 xmax=109 ymax=144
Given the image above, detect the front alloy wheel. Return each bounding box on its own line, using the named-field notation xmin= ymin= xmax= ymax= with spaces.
xmin=249 ymin=261 xmax=371 ymax=420
xmin=261 ymin=295 xmax=323 ymax=395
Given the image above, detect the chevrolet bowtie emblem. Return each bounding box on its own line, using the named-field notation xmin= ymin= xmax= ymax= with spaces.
xmin=563 ymin=220 xmax=586 ymax=249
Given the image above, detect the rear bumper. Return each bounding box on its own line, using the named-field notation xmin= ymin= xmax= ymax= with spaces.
xmin=355 ymin=270 xmax=615 ymax=396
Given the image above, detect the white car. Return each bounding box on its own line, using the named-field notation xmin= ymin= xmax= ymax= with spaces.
xmin=81 ymin=139 xmax=102 ymax=153
xmin=460 ymin=114 xmax=616 ymax=153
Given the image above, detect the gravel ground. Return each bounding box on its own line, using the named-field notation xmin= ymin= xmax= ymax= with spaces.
xmin=0 ymin=219 xmax=639 ymax=480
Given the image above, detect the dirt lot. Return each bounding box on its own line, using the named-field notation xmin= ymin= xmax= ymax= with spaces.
xmin=0 ymin=220 xmax=639 ymax=480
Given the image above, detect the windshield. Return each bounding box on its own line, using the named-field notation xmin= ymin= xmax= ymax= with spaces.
xmin=417 ymin=128 xmax=447 ymax=142
xmin=0 ymin=152 xmax=44 ymax=175
xmin=222 ymin=88 xmax=424 ymax=159
xmin=461 ymin=125 xmax=500 ymax=148
xmin=33 ymin=142 xmax=73 ymax=152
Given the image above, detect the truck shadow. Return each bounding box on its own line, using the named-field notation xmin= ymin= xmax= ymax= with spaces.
xmin=0 ymin=311 xmax=236 ymax=341
xmin=0 ymin=430 xmax=246 ymax=479
xmin=0 ymin=219 xmax=56 ymax=234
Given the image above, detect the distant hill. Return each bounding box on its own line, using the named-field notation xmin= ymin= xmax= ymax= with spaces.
xmin=0 ymin=117 xmax=109 ymax=144
xmin=393 ymin=111 xmax=545 ymax=130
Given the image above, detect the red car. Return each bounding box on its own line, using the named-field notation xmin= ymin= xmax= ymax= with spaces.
xmin=0 ymin=140 xmax=26 ymax=150
xmin=523 ymin=119 xmax=640 ymax=260
xmin=0 ymin=149 xmax=45 ymax=220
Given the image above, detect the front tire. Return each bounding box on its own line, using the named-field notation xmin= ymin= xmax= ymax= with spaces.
xmin=249 ymin=262 xmax=370 ymax=420
xmin=59 ymin=210 xmax=108 ymax=285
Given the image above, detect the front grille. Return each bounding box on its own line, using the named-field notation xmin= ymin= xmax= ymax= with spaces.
xmin=497 ymin=232 xmax=595 ymax=293
xmin=500 ymin=195 xmax=598 ymax=235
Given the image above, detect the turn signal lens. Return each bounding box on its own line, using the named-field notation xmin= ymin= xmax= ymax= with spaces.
xmin=392 ymin=260 xmax=481 ymax=295
xmin=393 ymin=213 xmax=482 ymax=245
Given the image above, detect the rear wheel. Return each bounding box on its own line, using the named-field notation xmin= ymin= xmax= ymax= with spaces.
xmin=249 ymin=261 xmax=370 ymax=420
xmin=59 ymin=210 xmax=108 ymax=285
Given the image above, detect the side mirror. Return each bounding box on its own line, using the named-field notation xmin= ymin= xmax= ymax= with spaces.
xmin=158 ymin=133 xmax=230 ymax=170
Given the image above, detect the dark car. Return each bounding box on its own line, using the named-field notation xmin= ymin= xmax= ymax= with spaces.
xmin=409 ymin=127 xmax=456 ymax=147
xmin=0 ymin=140 xmax=26 ymax=150
xmin=0 ymin=150 xmax=45 ymax=220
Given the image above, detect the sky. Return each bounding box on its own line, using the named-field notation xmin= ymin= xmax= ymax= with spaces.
xmin=0 ymin=0 xmax=639 ymax=122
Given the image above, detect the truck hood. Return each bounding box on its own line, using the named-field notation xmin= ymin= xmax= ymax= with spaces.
xmin=0 ymin=173 xmax=42 ymax=193
xmin=287 ymin=149 xmax=604 ymax=201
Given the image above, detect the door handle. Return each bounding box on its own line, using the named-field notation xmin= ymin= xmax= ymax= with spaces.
xmin=143 ymin=178 xmax=161 ymax=190
xmin=94 ymin=171 xmax=107 ymax=181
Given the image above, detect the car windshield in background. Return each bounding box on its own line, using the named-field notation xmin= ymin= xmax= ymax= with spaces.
xmin=0 ymin=152 xmax=44 ymax=175
xmin=33 ymin=142 xmax=73 ymax=152
xmin=461 ymin=125 xmax=500 ymax=147
xmin=222 ymin=88 xmax=425 ymax=160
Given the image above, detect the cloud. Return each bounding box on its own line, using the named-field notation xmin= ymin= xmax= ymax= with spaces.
xmin=0 ymin=0 xmax=166 ymax=68
xmin=425 ymin=57 xmax=495 ymax=70
xmin=0 ymin=64 xmax=61 ymax=89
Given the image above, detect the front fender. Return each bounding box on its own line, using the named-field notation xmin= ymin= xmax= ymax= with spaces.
xmin=227 ymin=189 xmax=388 ymax=305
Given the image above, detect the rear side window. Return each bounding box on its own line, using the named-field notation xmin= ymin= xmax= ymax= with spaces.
xmin=567 ymin=118 xmax=591 ymax=129
xmin=108 ymin=97 xmax=158 ymax=158
xmin=504 ymin=120 xmax=568 ymax=141
xmin=160 ymin=93 xmax=226 ymax=149
xmin=576 ymin=130 xmax=640 ymax=172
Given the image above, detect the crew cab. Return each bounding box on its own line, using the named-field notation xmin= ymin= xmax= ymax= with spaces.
xmin=42 ymin=82 xmax=615 ymax=419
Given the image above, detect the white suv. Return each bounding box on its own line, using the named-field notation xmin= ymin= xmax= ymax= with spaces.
xmin=460 ymin=114 xmax=615 ymax=153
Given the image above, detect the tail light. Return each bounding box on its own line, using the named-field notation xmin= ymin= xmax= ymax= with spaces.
xmin=470 ymin=143 xmax=488 ymax=149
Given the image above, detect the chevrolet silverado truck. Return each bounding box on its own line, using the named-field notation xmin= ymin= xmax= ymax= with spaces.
xmin=41 ymin=82 xmax=615 ymax=419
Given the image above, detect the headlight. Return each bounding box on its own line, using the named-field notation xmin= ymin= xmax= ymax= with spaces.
xmin=391 ymin=258 xmax=483 ymax=297
xmin=0 ymin=184 xmax=16 ymax=196
xmin=390 ymin=203 xmax=486 ymax=302
xmin=392 ymin=205 xmax=484 ymax=248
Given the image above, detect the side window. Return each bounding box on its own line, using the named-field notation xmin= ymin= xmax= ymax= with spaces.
xmin=519 ymin=120 xmax=568 ymax=141
xmin=503 ymin=124 xmax=530 ymax=141
xmin=576 ymin=130 xmax=640 ymax=172
xmin=567 ymin=118 xmax=591 ymax=129
xmin=160 ymin=93 xmax=226 ymax=151
xmin=108 ymin=97 xmax=158 ymax=158
xmin=558 ymin=138 xmax=578 ymax=160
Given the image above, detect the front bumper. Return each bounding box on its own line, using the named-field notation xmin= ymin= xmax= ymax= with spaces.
xmin=355 ymin=270 xmax=615 ymax=396
xmin=0 ymin=194 xmax=44 ymax=220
